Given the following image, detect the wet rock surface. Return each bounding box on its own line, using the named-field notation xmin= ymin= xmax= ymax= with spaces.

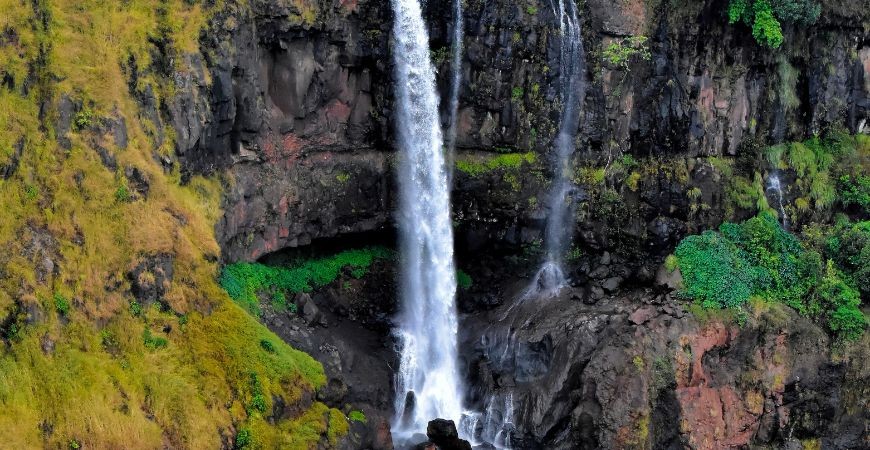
xmin=458 ymin=281 xmax=868 ymax=449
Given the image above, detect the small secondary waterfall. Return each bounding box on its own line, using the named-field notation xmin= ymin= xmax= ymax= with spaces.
xmin=390 ymin=0 xmax=464 ymax=439
xmin=525 ymin=0 xmax=587 ymax=299
xmin=445 ymin=0 xmax=464 ymax=175
xmin=767 ymin=172 xmax=789 ymax=230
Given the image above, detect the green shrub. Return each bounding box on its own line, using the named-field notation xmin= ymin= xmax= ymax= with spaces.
xmin=817 ymin=261 xmax=865 ymax=341
xmin=511 ymin=87 xmax=524 ymax=101
xmin=727 ymin=0 xmax=820 ymax=48
xmin=525 ymin=6 xmax=538 ymax=15
xmin=53 ymin=292 xmax=70 ymax=316
xmin=675 ymin=230 xmax=755 ymax=308
xmin=142 ymin=328 xmax=168 ymax=350
xmin=234 ymin=428 xmax=252 ymax=449
xmin=130 ymin=300 xmax=143 ymax=317
xmin=456 ymin=269 xmax=473 ymax=290
xmin=601 ymin=36 xmax=651 ymax=70
xmin=839 ymin=175 xmax=870 ymax=213
xmin=348 ymin=410 xmax=367 ymax=423
xmin=260 ymin=339 xmax=276 ymax=353
xmin=72 ymin=108 xmax=94 ymax=131
xmin=676 ymin=213 xmax=866 ymax=341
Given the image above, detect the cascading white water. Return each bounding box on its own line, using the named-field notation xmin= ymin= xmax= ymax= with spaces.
xmin=445 ymin=0 xmax=464 ymax=165
xmin=390 ymin=0 xmax=464 ymax=438
xmin=524 ymin=0 xmax=587 ymax=299
xmin=767 ymin=172 xmax=789 ymax=230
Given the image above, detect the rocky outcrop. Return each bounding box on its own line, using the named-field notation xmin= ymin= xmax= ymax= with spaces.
xmin=460 ymin=285 xmax=869 ymax=449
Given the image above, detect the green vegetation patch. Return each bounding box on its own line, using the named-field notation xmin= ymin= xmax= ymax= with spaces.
xmin=727 ymin=0 xmax=821 ymax=48
xmin=675 ymin=213 xmax=866 ymax=341
xmin=455 ymin=152 xmax=537 ymax=177
xmin=220 ymin=247 xmax=393 ymax=316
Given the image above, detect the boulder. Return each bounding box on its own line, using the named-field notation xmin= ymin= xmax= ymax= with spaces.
xmin=426 ymin=419 xmax=471 ymax=450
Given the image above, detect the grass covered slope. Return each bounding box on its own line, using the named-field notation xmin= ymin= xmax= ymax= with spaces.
xmin=0 ymin=1 xmax=344 ymax=448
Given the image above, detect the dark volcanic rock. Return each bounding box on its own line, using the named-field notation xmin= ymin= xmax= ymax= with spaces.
xmin=127 ymin=254 xmax=174 ymax=306
xmin=426 ymin=419 xmax=471 ymax=450
xmin=459 ymin=287 xmax=869 ymax=449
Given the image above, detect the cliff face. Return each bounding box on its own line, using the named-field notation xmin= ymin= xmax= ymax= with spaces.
xmin=153 ymin=0 xmax=868 ymax=448
xmin=163 ymin=0 xmax=868 ymax=263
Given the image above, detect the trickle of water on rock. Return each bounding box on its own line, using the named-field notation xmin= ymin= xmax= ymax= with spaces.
xmin=524 ymin=0 xmax=586 ymax=300
xmin=766 ymin=172 xmax=789 ymax=230
xmin=390 ymin=0 xmax=464 ymax=440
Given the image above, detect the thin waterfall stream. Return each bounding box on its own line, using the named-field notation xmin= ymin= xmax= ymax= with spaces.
xmin=523 ymin=0 xmax=587 ymax=300
xmin=390 ymin=0 xmax=464 ymax=440
xmin=445 ymin=0 xmax=464 ymax=180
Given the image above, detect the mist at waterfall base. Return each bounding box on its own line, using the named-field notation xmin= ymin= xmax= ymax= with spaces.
xmin=523 ymin=0 xmax=587 ymax=300
xmin=389 ymin=0 xmax=465 ymax=442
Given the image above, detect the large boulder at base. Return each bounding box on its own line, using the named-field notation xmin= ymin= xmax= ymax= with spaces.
xmin=426 ymin=419 xmax=472 ymax=450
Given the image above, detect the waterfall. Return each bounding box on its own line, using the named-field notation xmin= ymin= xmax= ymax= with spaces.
xmin=524 ymin=0 xmax=587 ymax=299
xmin=390 ymin=0 xmax=464 ymax=438
xmin=767 ymin=172 xmax=789 ymax=230
xmin=445 ymin=0 xmax=464 ymax=179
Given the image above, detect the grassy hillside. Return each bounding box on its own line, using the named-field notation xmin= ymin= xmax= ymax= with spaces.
xmin=0 ymin=1 xmax=344 ymax=448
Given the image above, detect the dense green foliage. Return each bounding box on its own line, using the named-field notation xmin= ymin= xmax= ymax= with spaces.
xmin=727 ymin=0 xmax=820 ymax=48
xmin=675 ymin=213 xmax=866 ymax=341
xmin=220 ymin=247 xmax=393 ymax=316
xmin=839 ymin=174 xmax=870 ymax=214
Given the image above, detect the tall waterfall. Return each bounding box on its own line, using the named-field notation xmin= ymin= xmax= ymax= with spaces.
xmin=525 ymin=0 xmax=587 ymax=299
xmin=390 ymin=0 xmax=464 ymax=438
xmin=445 ymin=0 xmax=464 ymax=176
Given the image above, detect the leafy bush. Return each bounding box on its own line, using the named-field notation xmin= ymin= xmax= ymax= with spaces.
xmin=53 ymin=292 xmax=70 ymax=316
xmin=220 ymin=247 xmax=393 ymax=316
xmin=727 ymin=0 xmax=820 ymax=48
xmin=234 ymin=428 xmax=252 ymax=449
xmin=817 ymin=261 xmax=866 ymax=340
xmin=72 ymin=108 xmax=94 ymax=131
xmin=675 ymin=230 xmax=755 ymax=308
xmin=260 ymin=339 xmax=276 ymax=353
xmin=601 ymin=36 xmax=651 ymax=70
xmin=676 ymin=213 xmax=866 ymax=341
xmin=511 ymin=87 xmax=524 ymax=101
xmin=839 ymin=175 xmax=870 ymax=213
xmin=348 ymin=410 xmax=367 ymax=423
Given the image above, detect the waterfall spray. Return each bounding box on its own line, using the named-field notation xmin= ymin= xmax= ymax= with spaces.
xmin=524 ymin=0 xmax=586 ymax=299
xmin=390 ymin=0 xmax=464 ymax=438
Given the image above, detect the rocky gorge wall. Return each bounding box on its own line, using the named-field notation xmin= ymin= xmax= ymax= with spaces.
xmin=159 ymin=0 xmax=868 ymax=265
xmin=152 ymin=0 xmax=869 ymax=448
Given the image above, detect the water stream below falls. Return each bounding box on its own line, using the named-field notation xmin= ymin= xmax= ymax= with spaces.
xmin=524 ymin=0 xmax=587 ymax=300
xmin=390 ymin=0 xmax=464 ymax=440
